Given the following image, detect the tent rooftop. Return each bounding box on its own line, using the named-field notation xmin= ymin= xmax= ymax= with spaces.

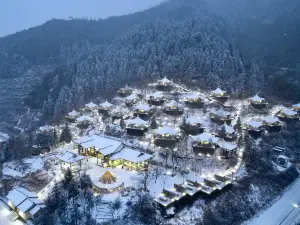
xmin=250 ymin=95 xmax=265 ymax=102
xmin=85 ymin=101 xmax=97 ymax=108
xmin=192 ymin=132 xmax=219 ymax=143
xmin=155 ymin=126 xmax=178 ymax=135
xmin=100 ymin=101 xmax=113 ymax=108
xmin=263 ymin=115 xmax=279 ymax=124
xmin=127 ymin=116 xmax=148 ymax=126
xmin=134 ymin=103 xmax=151 ymax=111
xmin=245 ymin=119 xmax=262 ymax=128
xmin=56 ymin=151 xmax=86 ymax=163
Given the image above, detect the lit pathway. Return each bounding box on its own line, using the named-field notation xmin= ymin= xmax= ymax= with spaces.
xmin=249 ymin=178 xmax=300 ymax=225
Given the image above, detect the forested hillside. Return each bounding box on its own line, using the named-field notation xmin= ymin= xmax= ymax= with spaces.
xmin=0 ymin=0 xmax=300 ymax=131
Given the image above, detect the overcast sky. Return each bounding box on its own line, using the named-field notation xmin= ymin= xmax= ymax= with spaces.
xmin=0 ymin=0 xmax=165 ymax=37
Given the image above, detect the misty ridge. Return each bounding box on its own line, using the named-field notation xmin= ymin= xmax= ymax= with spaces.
xmin=0 ymin=0 xmax=299 ymax=132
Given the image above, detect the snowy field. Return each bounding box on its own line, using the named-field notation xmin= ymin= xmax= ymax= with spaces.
xmin=248 ymin=178 xmax=300 ymax=225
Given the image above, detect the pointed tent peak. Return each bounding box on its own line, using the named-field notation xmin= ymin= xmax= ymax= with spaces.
xmin=99 ymin=170 xmax=117 ymax=184
xmin=250 ymin=94 xmax=265 ymax=102
xmin=68 ymin=110 xmax=79 ymax=117
xmin=85 ymin=101 xmax=97 ymax=108
xmin=212 ymin=87 xmax=225 ymax=95
xmin=159 ymin=77 xmax=172 ymax=84
xmin=100 ymin=100 xmax=113 ymax=108
xmin=127 ymin=116 xmax=148 ymax=125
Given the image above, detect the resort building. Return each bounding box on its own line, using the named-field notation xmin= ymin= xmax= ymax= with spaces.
xmin=76 ymin=115 xmax=93 ymax=129
xmin=126 ymin=116 xmax=149 ymax=136
xmin=164 ymin=100 xmax=184 ymax=115
xmin=109 ymin=147 xmax=153 ymax=170
xmin=210 ymin=88 xmax=229 ymax=101
xmin=218 ymin=123 xmax=236 ymax=141
xmin=134 ymin=103 xmax=153 ymax=118
xmin=156 ymin=77 xmax=173 ymax=91
xmin=262 ymin=115 xmax=281 ymax=132
xmin=209 ymin=108 xmax=233 ymax=124
xmin=85 ymin=101 xmax=98 ymax=111
xmin=74 ymin=135 xmax=152 ymax=170
xmin=249 ymin=95 xmax=267 ymax=109
xmin=183 ymin=93 xmax=203 ymax=106
xmin=117 ymin=84 xmax=133 ymax=97
xmin=125 ymin=93 xmax=139 ymax=106
xmin=191 ymin=132 xmax=219 ymax=155
xmin=278 ymin=108 xmax=298 ymax=120
xmin=182 ymin=116 xmax=204 ymax=134
xmin=292 ymin=103 xmax=300 ymax=113
xmin=56 ymin=151 xmax=86 ymax=172
xmin=147 ymin=92 xmax=165 ymax=105
xmin=66 ymin=110 xmax=79 ymax=123
xmin=217 ymin=140 xmax=238 ymax=158
xmin=98 ymin=101 xmax=114 ymax=115
xmin=6 ymin=187 xmax=45 ymax=221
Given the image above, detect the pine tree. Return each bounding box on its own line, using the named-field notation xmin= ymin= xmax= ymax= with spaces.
xmin=60 ymin=123 xmax=72 ymax=143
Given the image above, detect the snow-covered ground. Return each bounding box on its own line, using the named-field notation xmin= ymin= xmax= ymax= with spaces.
xmin=3 ymin=157 xmax=44 ymax=178
xmin=0 ymin=201 xmax=24 ymax=225
xmin=248 ymin=178 xmax=300 ymax=225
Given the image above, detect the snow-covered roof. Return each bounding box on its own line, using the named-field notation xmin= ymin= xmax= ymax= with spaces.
xmin=125 ymin=93 xmax=138 ymax=101
xmin=7 ymin=187 xmax=44 ymax=213
xmin=76 ymin=115 xmax=92 ymax=122
xmin=0 ymin=132 xmax=9 ymax=142
xmin=38 ymin=125 xmax=53 ymax=133
xmin=217 ymin=140 xmax=238 ymax=151
xmin=244 ymin=119 xmax=263 ymax=128
xmin=56 ymin=151 xmax=86 ymax=163
xmin=250 ymin=95 xmax=265 ymax=102
xmin=165 ymin=100 xmax=183 ymax=108
xmin=126 ymin=117 xmax=148 ymax=126
xmin=158 ymin=77 xmax=172 ymax=84
xmin=186 ymin=116 xmax=203 ymax=125
xmin=221 ymin=124 xmax=235 ymax=134
xmin=184 ymin=93 xmax=202 ymax=100
xmin=110 ymin=148 xmax=153 ymax=163
xmin=68 ymin=110 xmax=78 ymax=117
xmin=85 ymin=101 xmax=97 ymax=108
xmin=212 ymin=88 xmax=226 ymax=95
xmin=77 ymin=135 xmax=123 ymax=156
xmin=292 ymin=103 xmax=300 ymax=109
xmin=73 ymin=135 xmax=94 ymax=144
xmin=211 ymin=108 xmax=232 ymax=117
xmin=262 ymin=115 xmax=279 ymax=124
xmin=100 ymin=101 xmax=113 ymax=108
xmin=134 ymin=103 xmax=151 ymax=112
xmin=192 ymin=132 xmax=219 ymax=143
xmin=281 ymin=108 xmax=297 ymax=116
xmin=147 ymin=92 xmax=164 ymax=99
xmin=155 ymin=126 xmax=179 ymax=135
